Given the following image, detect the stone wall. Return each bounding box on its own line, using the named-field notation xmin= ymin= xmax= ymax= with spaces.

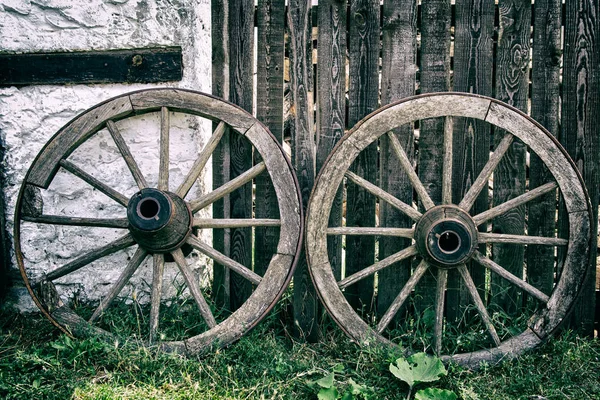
xmin=0 ymin=0 xmax=213 ymax=311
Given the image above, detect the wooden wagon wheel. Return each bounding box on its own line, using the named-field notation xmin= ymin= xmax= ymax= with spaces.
xmin=306 ymin=93 xmax=591 ymax=368
xmin=15 ymin=88 xmax=302 ymax=354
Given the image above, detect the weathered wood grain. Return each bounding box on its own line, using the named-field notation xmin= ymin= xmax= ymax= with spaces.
xmin=338 ymin=246 xmax=418 ymax=290
xmin=211 ymin=0 xmax=230 ymax=310
xmin=415 ymin=0 xmax=451 ymax=314
xmin=187 ymin=235 xmax=262 ymax=286
xmin=559 ymin=0 xmax=599 ymax=334
xmin=448 ymin=0 xmax=495 ymax=322
xmin=59 ymin=159 xmax=130 ymax=207
xmin=89 ymin=247 xmax=147 ymax=323
xmin=527 ymin=0 xmax=562 ymax=300
xmin=377 ymin=260 xmax=430 ymax=333
xmin=27 ymin=97 xmax=133 ymax=188
xmin=43 ymin=233 xmax=136 ymax=283
xmin=316 ymin=0 xmax=347 ymax=281
xmin=194 ymin=218 xmax=281 ymax=229
xmin=177 ymin=122 xmax=226 ymax=199
xmin=327 ymin=227 xmax=413 ymax=237
xmin=255 ymin=0 xmax=285 ymax=277
xmin=0 ymin=47 xmax=183 ymax=86
xmin=158 ymin=107 xmax=170 ymax=191
xmin=345 ymin=0 xmax=380 ymax=314
xmin=490 ymin=0 xmax=531 ymax=316
xmin=288 ymin=0 xmax=319 ymax=342
xmin=149 ymin=254 xmax=165 ymax=343
xmin=227 ymin=0 xmax=255 ymax=312
xmin=106 ymin=120 xmax=148 ymax=190
xmin=172 ymin=248 xmax=217 ymax=328
xmin=21 ymin=215 xmax=128 ymax=229
xmin=434 ymin=268 xmax=448 ymax=355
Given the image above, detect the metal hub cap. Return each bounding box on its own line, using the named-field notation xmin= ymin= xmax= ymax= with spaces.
xmin=127 ymin=188 xmax=192 ymax=253
xmin=414 ymin=205 xmax=478 ymax=267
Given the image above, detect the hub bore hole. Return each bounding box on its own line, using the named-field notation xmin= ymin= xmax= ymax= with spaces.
xmin=438 ymin=231 xmax=461 ymax=254
xmin=137 ymin=198 xmax=160 ymax=220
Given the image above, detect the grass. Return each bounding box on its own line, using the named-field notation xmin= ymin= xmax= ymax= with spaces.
xmin=0 ymin=305 xmax=599 ymax=400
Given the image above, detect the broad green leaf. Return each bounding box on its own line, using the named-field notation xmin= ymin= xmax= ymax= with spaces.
xmin=415 ymin=388 xmax=458 ymax=400
xmin=316 ymin=372 xmax=335 ymax=389
xmin=333 ymin=364 xmax=345 ymax=372
xmin=341 ymin=391 xmax=353 ymax=400
xmin=389 ymin=353 xmax=447 ymax=388
xmin=348 ymin=378 xmax=367 ymax=395
xmin=318 ymin=386 xmax=338 ymax=400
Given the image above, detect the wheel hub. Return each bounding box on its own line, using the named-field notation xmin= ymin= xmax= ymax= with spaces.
xmin=127 ymin=188 xmax=192 ymax=253
xmin=414 ymin=205 xmax=478 ymax=267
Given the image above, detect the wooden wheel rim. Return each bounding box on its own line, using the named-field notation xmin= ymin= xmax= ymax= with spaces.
xmin=306 ymin=92 xmax=591 ymax=367
xmin=15 ymin=88 xmax=303 ymax=354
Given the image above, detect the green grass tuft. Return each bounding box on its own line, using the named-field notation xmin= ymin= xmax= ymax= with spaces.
xmin=0 ymin=307 xmax=598 ymax=400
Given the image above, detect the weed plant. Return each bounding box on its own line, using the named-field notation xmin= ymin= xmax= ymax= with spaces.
xmin=0 ymin=298 xmax=598 ymax=399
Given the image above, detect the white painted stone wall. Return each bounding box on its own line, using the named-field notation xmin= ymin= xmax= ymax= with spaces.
xmin=0 ymin=0 xmax=214 ymax=311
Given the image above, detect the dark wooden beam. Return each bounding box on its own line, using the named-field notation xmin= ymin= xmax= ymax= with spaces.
xmin=0 ymin=47 xmax=183 ymax=86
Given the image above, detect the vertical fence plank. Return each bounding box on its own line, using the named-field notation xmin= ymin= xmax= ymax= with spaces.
xmin=490 ymin=0 xmax=530 ymax=315
xmin=527 ymin=0 xmax=562 ymax=299
xmin=255 ymin=0 xmax=285 ymax=277
xmin=288 ymin=0 xmax=319 ymax=341
xmin=416 ymin=0 xmax=451 ymax=314
xmin=447 ymin=0 xmax=495 ymax=322
xmin=228 ymin=0 xmax=255 ymax=311
xmin=345 ymin=0 xmax=380 ymax=313
xmin=316 ymin=0 xmax=347 ymax=281
xmin=560 ymin=0 xmax=599 ymax=334
xmin=211 ymin=0 xmax=231 ymax=308
xmin=377 ymin=0 xmax=417 ymax=321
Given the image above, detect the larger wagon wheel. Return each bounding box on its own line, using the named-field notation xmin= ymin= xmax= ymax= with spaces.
xmin=15 ymin=88 xmax=302 ymax=354
xmin=306 ymin=93 xmax=591 ymax=368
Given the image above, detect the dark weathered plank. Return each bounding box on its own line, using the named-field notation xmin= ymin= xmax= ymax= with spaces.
xmin=316 ymin=0 xmax=347 ymax=281
xmin=0 ymin=47 xmax=182 ymax=86
xmin=490 ymin=0 xmax=531 ymax=315
xmin=345 ymin=0 xmax=380 ymax=314
xmin=377 ymin=0 xmax=418 ymax=323
xmin=560 ymin=0 xmax=599 ymax=334
xmin=446 ymin=0 xmax=495 ymax=322
xmin=288 ymin=0 xmax=319 ymax=342
xmin=211 ymin=0 xmax=231 ymax=309
xmin=415 ymin=0 xmax=451 ymax=314
xmin=255 ymin=0 xmax=285 ymax=277
xmin=527 ymin=0 xmax=562 ymax=301
xmin=227 ymin=0 xmax=255 ymax=312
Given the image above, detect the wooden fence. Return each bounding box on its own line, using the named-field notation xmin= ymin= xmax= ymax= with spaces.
xmin=211 ymin=0 xmax=599 ymax=338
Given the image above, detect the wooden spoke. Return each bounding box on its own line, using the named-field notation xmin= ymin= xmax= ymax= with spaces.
xmin=60 ymin=160 xmax=129 ymax=207
xmin=189 ymin=161 xmax=266 ymax=213
xmin=89 ymin=247 xmax=148 ymax=323
xmin=177 ymin=121 xmax=227 ymax=198
xmin=171 ymin=248 xmax=217 ymax=329
xmin=387 ymin=131 xmax=435 ymax=210
xmin=458 ymin=133 xmax=514 ymax=212
xmin=106 ymin=120 xmax=148 ymax=190
xmin=327 ymin=227 xmax=414 ymax=237
xmin=21 ymin=215 xmax=129 ymax=229
xmin=441 ymin=117 xmax=453 ymax=205
xmin=193 ymin=218 xmax=280 ymax=229
xmin=471 ymin=251 xmax=550 ymax=303
xmin=149 ymin=254 xmax=165 ymax=344
xmin=345 ymin=170 xmax=422 ymax=221
xmin=472 ymin=182 xmax=558 ymax=225
xmin=339 ymin=246 xmax=418 ymax=289
xmin=434 ymin=268 xmax=448 ymax=356
xmin=158 ymin=107 xmax=170 ymax=191
xmin=478 ymin=233 xmax=568 ymax=246
xmin=44 ymin=233 xmax=136 ymax=282
xmin=377 ymin=259 xmax=429 ymax=333
xmin=187 ymin=235 xmax=262 ymax=285
xmin=457 ymin=264 xmax=501 ymax=346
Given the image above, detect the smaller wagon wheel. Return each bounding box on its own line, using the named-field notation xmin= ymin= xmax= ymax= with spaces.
xmin=15 ymin=88 xmax=302 ymax=354
xmin=306 ymin=93 xmax=591 ymax=367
